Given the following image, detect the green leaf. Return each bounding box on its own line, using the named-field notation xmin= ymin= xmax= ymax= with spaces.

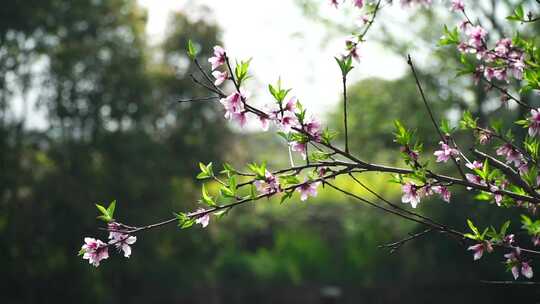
xmin=280 ymin=191 xmax=293 ymax=204
xmin=197 ymin=162 xmax=214 ymax=179
xmin=279 ymin=175 xmax=301 ymax=187
xmin=268 ymin=78 xmax=291 ymax=103
xmin=95 ymin=203 xmax=113 ymax=223
xmin=321 ymin=128 xmax=338 ymax=145
xmin=201 ymin=184 xmax=217 ymax=207
xmin=467 ymin=219 xmax=480 ymax=237
xmin=176 ymin=212 xmax=196 ymax=229
xmin=214 ymin=208 xmax=231 ymax=218
xmin=220 ymin=186 xmax=235 ymax=198
xmin=310 ymin=151 xmax=331 ymax=162
xmin=229 ymin=175 xmax=237 ymax=193
xmin=500 ymin=221 xmax=511 ymax=235
xmin=187 ymin=39 xmax=197 ymax=59
xmin=474 ymin=192 xmax=492 ymax=201
xmin=247 ymin=161 xmax=267 ymax=179
xmin=235 ymin=58 xmax=252 ymax=86
xmin=459 ymin=110 xmax=477 ymax=130
xmin=463 ymin=233 xmax=477 ymax=240
xmin=438 ymin=25 xmax=460 ymax=46
xmin=96 ymin=203 xmax=108 ymax=216
xmin=334 ymin=56 xmax=354 ymax=77
xmin=107 ymin=200 xmax=116 ymax=218
xmin=506 ymin=5 xmax=525 ymax=22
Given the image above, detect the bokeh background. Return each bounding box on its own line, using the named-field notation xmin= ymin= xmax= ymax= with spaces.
xmin=1 ymin=0 xmax=540 ymax=303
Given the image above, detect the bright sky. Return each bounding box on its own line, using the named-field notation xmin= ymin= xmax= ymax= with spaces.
xmin=138 ymin=0 xmax=408 ymax=120
xmin=17 ymin=0 xmax=410 ymax=129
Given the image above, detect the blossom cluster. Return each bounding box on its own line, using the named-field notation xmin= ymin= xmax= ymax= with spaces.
xmin=445 ymin=2 xmax=526 ymax=85
xmin=401 ymin=182 xmax=451 ymax=208
xmin=504 ymin=248 xmax=534 ymax=280
xmin=464 ymin=218 xmax=536 ymax=279
xmin=209 ymin=45 xmax=323 ymax=160
xmin=80 ymin=222 xmax=137 ymax=267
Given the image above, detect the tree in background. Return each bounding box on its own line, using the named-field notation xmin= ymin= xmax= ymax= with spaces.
xmin=0 ymin=1 xmax=233 ymax=303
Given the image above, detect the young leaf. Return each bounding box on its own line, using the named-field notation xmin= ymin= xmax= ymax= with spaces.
xmin=187 ymin=39 xmax=197 ymax=59
xmin=201 ymin=184 xmax=217 ymax=207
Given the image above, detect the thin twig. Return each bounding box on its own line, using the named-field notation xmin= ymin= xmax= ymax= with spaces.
xmin=177 ymin=96 xmax=219 ymax=103
xmin=378 ymin=228 xmax=433 ymax=253
xmin=407 ymin=54 xmax=467 ymax=180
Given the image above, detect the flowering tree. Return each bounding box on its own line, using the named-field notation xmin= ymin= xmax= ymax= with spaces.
xmin=80 ymin=0 xmax=540 ymax=281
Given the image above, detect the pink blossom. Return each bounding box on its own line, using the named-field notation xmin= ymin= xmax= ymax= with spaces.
xmin=533 ymin=235 xmax=540 ymax=246
xmin=304 ymin=116 xmax=322 ymax=142
xmin=466 ymin=173 xmax=486 ymax=186
xmin=468 ymin=242 xmax=492 ymax=260
xmin=496 ymin=144 xmax=524 ymax=167
xmin=353 ymin=0 xmax=364 ymax=8
xmin=107 ymin=222 xmax=124 ymax=241
xmin=284 ymin=96 xmax=297 ymax=112
xmin=518 ymin=162 xmax=528 ymax=175
xmin=258 ymin=115 xmax=270 ymax=131
xmin=344 ymin=37 xmax=360 ymax=61
xmin=521 ymin=262 xmax=534 ymax=279
xmin=466 ymin=160 xmax=483 ymax=170
xmin=357 ymin=15 xmax=370 ymax=26
xmin=232 ymin=112 xmax=248 ymax=128
xmin=504 ymin=249 xmax=521 ymax=279
xmin=503 ymin=234 xmax=515 ymax=245
xmin=297 ymin=180 xmax=321 ymax=201
xmin=483 ymin=67 xmax=496 ymax=81
xmin=81 ymin=237 xmax=109 ymax=267
xmin=291 ymin=141 xmax=307 ymax=159
xmin=509 ymin=53 xmax=525 ymax=79
xmin=329 ymin=0 xmax=340 ymax=8
xmin=212 ymin=70 xmax=228 ymax=86
xmin=348 ymin=45 xmax=360 ymax=61
xmin=279 ymin=113 xmax=298 ymax=132
xmin=511 ymin=265 xmax=520 ymax=279
xmin=494 ymin=38 xmax=512 ymax=57
xmin=507 ymin=149 xmax=524 ymax=167
xmin=496 ymin=143 xmax=513 ymax=157
xmin=400 ymin=146 xmax=419 ymax=161
xmin=505 ymin=249 xmax=534 ymax=279
xmin=433 ymin=185 xmax=451 ymax=203
xmin=111 ymin=235 xmax=137 ymax=258
xmin=467 ymin=25 xmax=487 ymax=50
xmin=493 ymin=68 xmax=508 ymax=82
xmin=220 ymin=92 xmax=244 ymax=118
xmin=450 ymin=0 xmax=464 ymax=11
xmin=433 ymin=141 xmax=460 ymax=163
xmin=208 ymin=46 xmax=226 ymax=70
xmin=107 ymin=222 xmax=137 ymax=258
xmin=255 ymin=171 xmax=281 ymax=194
xmin=528 ymin=109 xmax=540 ymax=137
xmin=458 ymin=20 xmax=470 ymax=31
xmin=220 ymin=90 xmax=250 ymax=127
xmin=401 ymin=182 xmax=422 ymax=208
xmin=191 ymin=208 xmax=210 ymax=228
xmin=490 ymin=185 xmax=503 ymax=206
